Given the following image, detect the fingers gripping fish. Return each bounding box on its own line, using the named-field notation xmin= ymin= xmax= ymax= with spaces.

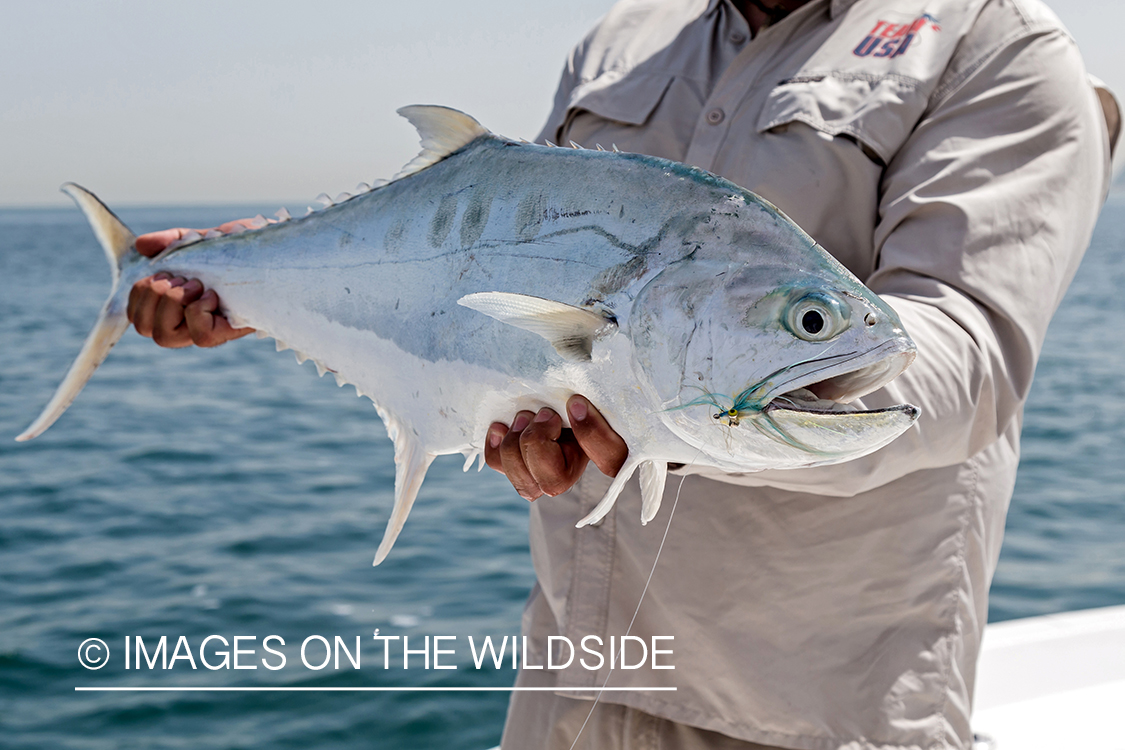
xmin=16 ymin=106 xmax=919 ymax=564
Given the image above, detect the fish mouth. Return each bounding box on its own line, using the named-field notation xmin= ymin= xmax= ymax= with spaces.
xmin=742 ymin=337 xmax=919 ymax=460
xmin=759 ymin=337 xmax=917 ymax=417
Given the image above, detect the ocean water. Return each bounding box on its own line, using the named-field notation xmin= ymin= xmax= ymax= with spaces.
xmin=1 ymin=196 xmax=1123 ymax=748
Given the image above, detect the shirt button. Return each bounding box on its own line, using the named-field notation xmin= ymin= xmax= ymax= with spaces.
xmin=706 ymin=108 xmax=725 ymax=125
xmin=730 ymin=31 xmax=747 ymax=44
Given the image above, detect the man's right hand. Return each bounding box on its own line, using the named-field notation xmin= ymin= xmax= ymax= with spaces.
xmin=128 ymin=221 xmax=257 ymax=348
xmin=483 ymin=395 xmax=629 ymax=501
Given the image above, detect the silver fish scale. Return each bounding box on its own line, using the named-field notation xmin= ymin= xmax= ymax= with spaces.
xmin=155 ymin=139 xmax=795 ymax=380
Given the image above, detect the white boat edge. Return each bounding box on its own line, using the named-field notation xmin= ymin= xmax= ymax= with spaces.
xmin=972 ymin=604 xmax=1125 ymax=749
xmin=483 ymin=605 xmax=1125 ymax=750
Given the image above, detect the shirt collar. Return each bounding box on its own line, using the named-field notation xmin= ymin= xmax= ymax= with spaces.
xmin=707 ymin=0 xmax=858 ymax=20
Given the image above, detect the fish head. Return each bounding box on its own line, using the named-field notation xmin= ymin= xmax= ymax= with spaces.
xmin=630 ymin=251 xmax=919 ymax=471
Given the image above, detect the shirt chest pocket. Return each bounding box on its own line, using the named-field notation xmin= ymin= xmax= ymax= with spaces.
xmin=756 ymin=73 xmax=928 ymax=167
xmin=566 ymin=70 xmax=675 ymax=127
xmin=560 ymin=71 xmax=696 ymax=162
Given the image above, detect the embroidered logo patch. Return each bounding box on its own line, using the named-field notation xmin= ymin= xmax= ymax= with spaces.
xmin=853 ymin=14 xmax=940 ymax=59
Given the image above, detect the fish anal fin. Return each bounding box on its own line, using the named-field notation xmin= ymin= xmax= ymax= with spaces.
xmin=373 ymin=408 xmax=435 ymax=565
xmin=458 ymin=292 xmax=616 ymax=363
xmin=394 ymin=106 xmax=490 ymax=180
xmin=576 ymin=459 xmax=641 ymax=528
xmin=639 ymin=461 xmax=668 ymax=525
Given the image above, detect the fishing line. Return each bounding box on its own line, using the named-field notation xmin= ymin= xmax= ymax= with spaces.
xmin=565 ymin=448 xmax=701 ymax=750
xmin=564 ymin=336 xmax=846 ymax=746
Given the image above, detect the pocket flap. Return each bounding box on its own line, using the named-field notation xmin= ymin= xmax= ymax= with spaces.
xmin=757 ymin=74 xmax=926 ymax=165
xmin=567 ymin=70 xmax=675 ymax=127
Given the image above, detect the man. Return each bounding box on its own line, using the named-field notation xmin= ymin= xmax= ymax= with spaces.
xmin=130 ymin=1 xmax=1119 ymax=747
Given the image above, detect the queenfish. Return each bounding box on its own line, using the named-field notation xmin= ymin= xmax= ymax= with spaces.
xmin=17 ymin=106 xmax=919 ymax=564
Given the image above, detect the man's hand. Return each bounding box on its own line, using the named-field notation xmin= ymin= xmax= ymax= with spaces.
xmin=484 ymin=395 xmax=628 ymax=501
xmin=128 ymin=221 xmax=257 ymax=348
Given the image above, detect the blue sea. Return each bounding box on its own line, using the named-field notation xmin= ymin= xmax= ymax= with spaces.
xmin=1 ymin=195 xmax=1123 ymax=748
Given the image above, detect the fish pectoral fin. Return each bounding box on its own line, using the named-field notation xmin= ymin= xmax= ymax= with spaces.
xmin=373 ymin=410 xmax=436 ymax=566
xmin=576 ymin=458 xmax=641 ymax=528
xmin=458 ymin=292 xmax=617 ymax=362
xmin=639 ymin=460 xmax=668 ymax=525
xmin=394 ymin=105 xmax=491 ymax=181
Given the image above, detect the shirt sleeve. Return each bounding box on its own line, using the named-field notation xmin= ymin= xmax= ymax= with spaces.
xmin=685 ymin=26 xmax=1114 ymax=496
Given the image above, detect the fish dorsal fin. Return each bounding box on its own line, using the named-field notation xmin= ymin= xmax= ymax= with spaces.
xmin=458 ymin=292 xmax=617 ymax=362
xmin=639 ymin=460 xmax=668 ymax=525
xmin=373 ymin=406 xmax=436 ymax=565
xmin=394 ymin=105 xmax=490 ymax=180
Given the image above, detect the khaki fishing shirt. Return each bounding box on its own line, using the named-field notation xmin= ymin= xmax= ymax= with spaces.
xmin=510 ymin=0 xmax=1118 ymax=748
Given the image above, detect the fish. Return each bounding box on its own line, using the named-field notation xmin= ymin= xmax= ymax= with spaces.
xmin=16 ymin=105 xmax=920 ymax=564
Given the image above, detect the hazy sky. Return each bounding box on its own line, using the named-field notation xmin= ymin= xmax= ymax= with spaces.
xmin=1 ymin=1 xmax=1119 ymax=207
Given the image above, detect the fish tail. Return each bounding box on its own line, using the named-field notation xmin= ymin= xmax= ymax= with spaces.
xmin=15 ymin=184 xmax=137 ymax=442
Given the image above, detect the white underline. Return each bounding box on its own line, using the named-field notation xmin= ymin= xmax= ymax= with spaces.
xmin=75 ymin=686 xmax=676 ymax=692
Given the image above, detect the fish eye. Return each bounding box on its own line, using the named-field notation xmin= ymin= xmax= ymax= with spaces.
xmin=785 ymin=292 xmax=849 ymax=342
xmin=801 ymin=310 xmax=824 ymax=335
